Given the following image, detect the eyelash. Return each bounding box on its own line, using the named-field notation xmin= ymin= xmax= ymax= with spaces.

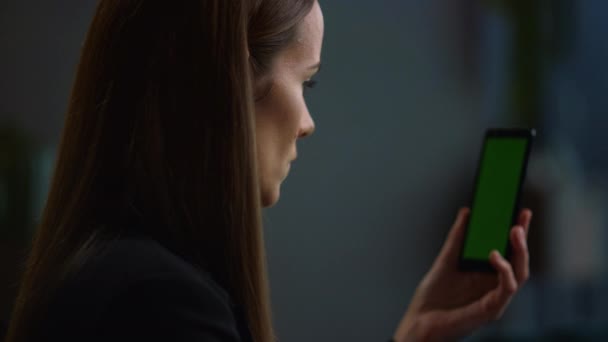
xmin=303 ymin=79 xmax=318 ymax=89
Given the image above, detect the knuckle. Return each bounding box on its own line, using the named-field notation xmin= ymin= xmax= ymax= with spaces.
xmin=484 ymin=305 xmax=502 ymax=322
xmin=500 ymin=264 xmax=512 ymax=277
xmin=482 ymin=301 xmax=499 ymax=320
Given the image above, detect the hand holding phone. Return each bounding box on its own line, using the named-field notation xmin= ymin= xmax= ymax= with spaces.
xmin=393 ymin=206 xmax=532 ymax=341
xmin=392 ymin=129 xmax=535 ymax=341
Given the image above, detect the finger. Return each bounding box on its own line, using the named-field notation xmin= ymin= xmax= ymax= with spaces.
xmin=460 ymin=252 xmax=517 ymax=321
xmin=438 ymin=207 xmax=470 ymax=262
xmin=434 ymin=252 xmax=516 ymax=339
xmin=489 ymin=250 xmax=518 ymax=306
xmin=432 ymin=252 xmax=519 ymax=338
xmin=510 ymin=226 xmax=529 ymax=284
xmin=517 ymin=209 xmax=533 ymax=236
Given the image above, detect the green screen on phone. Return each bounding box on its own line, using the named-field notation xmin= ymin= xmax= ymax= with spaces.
xmin=462 ymin=137 xmax=528 ymax=261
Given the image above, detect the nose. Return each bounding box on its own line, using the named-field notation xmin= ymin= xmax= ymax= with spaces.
xmin=298 ymin=109 xmax=315 ymax=138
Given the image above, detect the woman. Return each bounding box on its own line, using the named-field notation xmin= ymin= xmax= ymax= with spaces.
xmin=6 ymin=1 xmax=532 ymax=341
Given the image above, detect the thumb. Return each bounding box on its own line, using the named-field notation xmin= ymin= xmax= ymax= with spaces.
xmin=437 ymin=207 xmax=470 ymax=264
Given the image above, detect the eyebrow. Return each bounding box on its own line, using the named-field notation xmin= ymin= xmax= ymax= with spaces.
xmin=308 ymin=61 xmax=322 ymax=72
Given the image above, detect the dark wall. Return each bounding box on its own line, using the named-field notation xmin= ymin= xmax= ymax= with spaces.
xmin=0 ymin=0 xmax=97 ymax=144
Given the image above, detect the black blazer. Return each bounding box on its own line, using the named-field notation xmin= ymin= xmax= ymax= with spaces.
xmin=34 ymin=235 xmax=252 ymax=342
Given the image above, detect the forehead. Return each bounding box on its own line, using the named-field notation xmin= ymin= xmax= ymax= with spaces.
xmin=282 ymin=2 xmax=324 ymax=65
xmin=296 ymin=2 xmax=323 ymax=50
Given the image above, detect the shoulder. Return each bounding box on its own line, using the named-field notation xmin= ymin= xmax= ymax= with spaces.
xmin=77 ymin=235 xmax=231 ymax=299
xmin=43 ymin=236 xmax=242 ymax=342
xmin=67 ymin=235 xmax=235 ymax=312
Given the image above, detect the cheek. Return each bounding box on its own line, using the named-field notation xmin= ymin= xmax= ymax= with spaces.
xmin=255 ymin=85 xmax=301 ymax=162
xmin=255 ymin=108 xmax=294 ymax=179
xmin=254 ymin=84 xmax=302 ymax=202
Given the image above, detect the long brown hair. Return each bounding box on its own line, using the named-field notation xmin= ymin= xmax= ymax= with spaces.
xmin=6 ymin=1 xmax=315 ymax=342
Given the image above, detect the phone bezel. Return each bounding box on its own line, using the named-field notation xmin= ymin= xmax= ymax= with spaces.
xmin=458 ymin=128 xmax=536 ymax=273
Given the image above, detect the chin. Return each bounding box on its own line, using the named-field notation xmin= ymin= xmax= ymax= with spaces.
xmin=260 ymin=185 xmax=281 ymax=208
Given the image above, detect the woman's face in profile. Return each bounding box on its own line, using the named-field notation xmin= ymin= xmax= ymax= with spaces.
xmin=254 ymin=1 xmax=324 ymax=207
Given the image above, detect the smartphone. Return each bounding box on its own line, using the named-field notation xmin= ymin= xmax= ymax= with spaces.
xmin=459 ymin=128 xmax=535 ymax=272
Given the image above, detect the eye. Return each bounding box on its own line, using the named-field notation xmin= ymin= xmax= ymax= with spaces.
xmin=303 ymin=79 xmax=317 ymax=96
xmin=303 ymin=79 xmax=317 ymax=90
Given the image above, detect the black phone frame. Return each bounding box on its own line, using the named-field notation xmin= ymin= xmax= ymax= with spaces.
xmin=458 ymin=128 xmax=536 ymax=273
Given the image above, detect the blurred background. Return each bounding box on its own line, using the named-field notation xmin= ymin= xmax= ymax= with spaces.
xmin=1 ymin=0 xmax=607 ymax=341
